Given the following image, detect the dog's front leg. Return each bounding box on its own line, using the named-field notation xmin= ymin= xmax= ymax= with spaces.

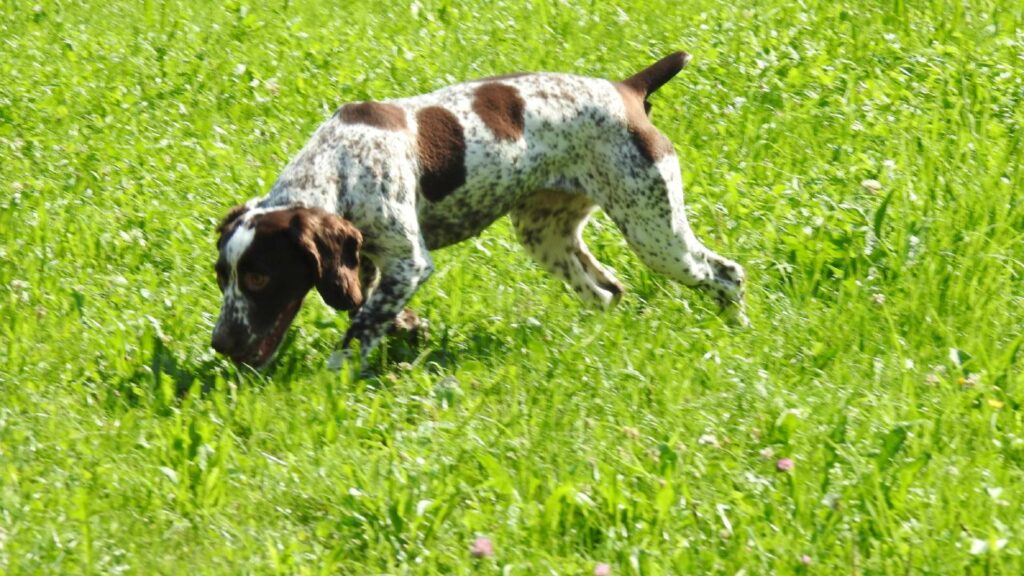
xmin=331 ymin=233 xmax=434 ymax=367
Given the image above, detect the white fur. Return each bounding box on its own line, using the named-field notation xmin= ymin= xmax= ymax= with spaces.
xmin=216 ymin=222 xmax=256 ymax=336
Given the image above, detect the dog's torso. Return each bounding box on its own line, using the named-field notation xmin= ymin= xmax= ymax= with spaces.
xmin=260 ymin=73 xmax=636 ymax=253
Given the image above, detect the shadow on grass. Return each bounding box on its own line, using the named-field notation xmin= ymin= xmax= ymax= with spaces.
xmin=338 ymin=318 xmax=534 ymax=388
xmin=368 ymin=319 xmax=528 ymax=375
xmin=106 ymin=313 xmax=536 ymax=407
xmin=105 ymin=333 xmax=246 ymax=411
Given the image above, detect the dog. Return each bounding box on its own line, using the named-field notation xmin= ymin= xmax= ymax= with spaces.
xmin=211 ymin=51 xmax=747 ymax=368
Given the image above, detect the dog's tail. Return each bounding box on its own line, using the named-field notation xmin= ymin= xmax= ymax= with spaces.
xmin=620 ymin=51 xmax=691 ymax=97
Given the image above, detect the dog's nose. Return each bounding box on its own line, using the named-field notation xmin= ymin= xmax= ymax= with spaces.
xmin=211 ymin=329 xmax=236 ymax=355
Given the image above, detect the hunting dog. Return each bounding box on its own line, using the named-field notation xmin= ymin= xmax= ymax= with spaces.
xmin=211 ymin=52 xmax=747 ymax=368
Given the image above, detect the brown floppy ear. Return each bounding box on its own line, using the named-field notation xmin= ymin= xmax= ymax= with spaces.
xmin=289 ymin=208 xmax=364 ymax=311
xmin=216 ymin=205 xmax=248 ymax=247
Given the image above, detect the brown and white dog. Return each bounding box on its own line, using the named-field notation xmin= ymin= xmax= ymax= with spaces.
xmin=211 ymin=52 xmax=747 ymax=368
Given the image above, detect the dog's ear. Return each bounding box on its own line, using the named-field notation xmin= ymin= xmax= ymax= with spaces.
xmin=289 ymin=208 xmax=364 ymax=311
xmin=216 ymin=205 xmax=248 ymax=247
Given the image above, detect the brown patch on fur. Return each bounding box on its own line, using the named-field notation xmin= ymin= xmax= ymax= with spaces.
xmin=286 ymin=209 xmax=363 ymax=311
xmin=620 ymin=51 xmax=691 ymax=98
xmin=615 ymin=84 xmax=675 ymax=163
xmin=337 ymin=101 xmax=407 ymax=131
xmin=472 ymin=82 xmax=526 ymax=141
xmin=216 ymin=204 xmax=248 ymax=246
xmin=415 ymin=106 xmax=466 ymax=201
xmin=251 ymin=207 xmax=364 ymax=311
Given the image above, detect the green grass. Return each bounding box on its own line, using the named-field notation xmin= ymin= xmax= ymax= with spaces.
xmin=1 ymin=0 xmax=1023 ymax=573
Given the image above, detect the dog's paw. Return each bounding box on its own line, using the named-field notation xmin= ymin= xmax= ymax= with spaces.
xmin=391 ymin=308 xmax=428 ymax=337
xmin=722 ymin=304 xmax=750 ymax=327
xmin=326 ymin=349 xmax=351 ymax=372
xmin=382 ymin=308 xmax=429 ymax=363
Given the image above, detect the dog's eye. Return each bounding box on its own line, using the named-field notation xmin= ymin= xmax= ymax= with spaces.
xmin=243 ymin=272 xmax=269 ymax=291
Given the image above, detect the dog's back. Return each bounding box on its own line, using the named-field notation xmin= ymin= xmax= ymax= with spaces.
xmin=262 ymin=54 xmax=690 ymax=251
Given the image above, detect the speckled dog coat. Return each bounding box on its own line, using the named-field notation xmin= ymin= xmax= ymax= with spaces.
xmin=211 ymin=52 xmax=747 ymax=368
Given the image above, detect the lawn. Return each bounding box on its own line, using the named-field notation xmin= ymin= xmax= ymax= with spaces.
xmin=1 ymin=0 xmax=1023 ymax=573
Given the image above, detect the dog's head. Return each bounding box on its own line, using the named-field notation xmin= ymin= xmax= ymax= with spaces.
xmin=210 ymin=205 xmax=363 ymax=367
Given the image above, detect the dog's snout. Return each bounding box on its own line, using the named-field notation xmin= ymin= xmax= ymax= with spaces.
xmin=211 ymin=328 xmax=237 ymax=355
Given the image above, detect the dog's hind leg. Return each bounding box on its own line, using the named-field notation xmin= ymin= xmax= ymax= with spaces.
xmin=510 ymin=189 xmax=624 ymax=307
xmin=596 ymin=155 xmax=747 ymax=323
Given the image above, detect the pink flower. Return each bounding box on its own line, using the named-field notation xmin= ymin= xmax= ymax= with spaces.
xmin=595 ymin=563 xmax=612 ymax=576
xmin=800 ymin=554 xmax=813 ymax=565
xmin=470 ymin=536 xmax=494 ymax=558
xmin=776 ymin=458 xmax=794 ymax=472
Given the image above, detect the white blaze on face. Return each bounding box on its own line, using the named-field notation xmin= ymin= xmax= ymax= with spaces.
xmin=224 ymin=222 xmax=256 ymax=271
xmin=215 ymin=221 xmax=257 ymax=335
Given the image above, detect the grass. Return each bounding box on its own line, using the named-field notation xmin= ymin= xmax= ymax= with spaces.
xmin=1 ymin=0 xmax=1023 ymax=573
